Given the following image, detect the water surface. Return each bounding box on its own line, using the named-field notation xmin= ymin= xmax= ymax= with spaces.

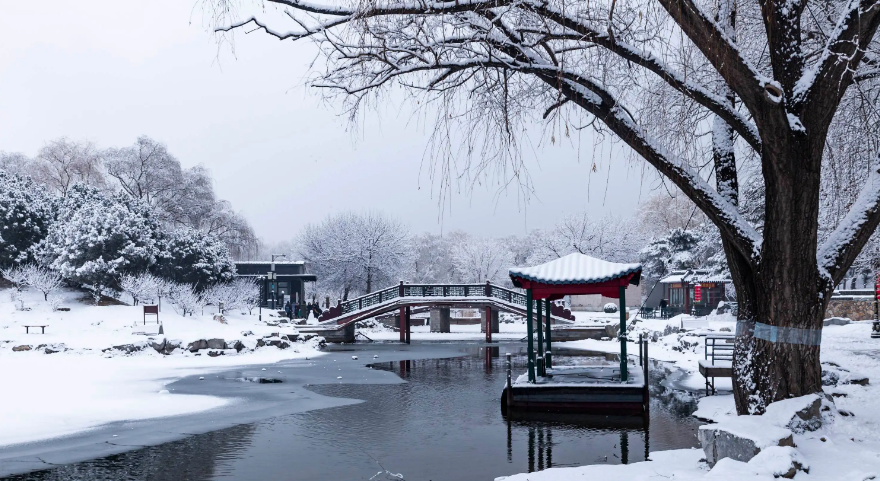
xmin=6 ymin=343 xmax=702 ymax=481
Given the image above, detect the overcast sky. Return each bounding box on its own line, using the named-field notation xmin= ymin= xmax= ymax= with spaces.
xmin=0 ymin=1 xmax=661 ymax=244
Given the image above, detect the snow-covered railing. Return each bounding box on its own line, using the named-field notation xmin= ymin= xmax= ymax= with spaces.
xmin=321 ymin=282 xmax=562 ymax=324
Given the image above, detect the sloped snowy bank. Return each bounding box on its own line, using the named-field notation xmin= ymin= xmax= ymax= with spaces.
xmin=0 ymin=288 xmax=323 ymax=447
xmin=503 ymin=319 xmax=880 ymax=480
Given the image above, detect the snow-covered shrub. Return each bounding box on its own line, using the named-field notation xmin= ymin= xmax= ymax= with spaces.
xmin=234 ymin=278 xmax=261 ymax=314
xmin=21 ymin=264 xmax=62 ymax=301
xmin=36 ymin=185 xmax=160 ymax=294
xmin=167 ymin=282 xmax=200 ymax=316
xmin=119 ymin=273 xmax=156 ymax=306
xmin=201 ymin=282 xmax=234 ymax=313
xmin=11 ymin=288 xmax=25 ymax=311
xmin=153 ymin=228 xmax=235 ymax=290
xmin=0 ymin=265 xmax=29 ymax=291
xmin=603 ymin=302 xmax=618 ymax=313
xmin=0 ymin=170 xmax=53 ymax=267
xmin=47 ymin=293 xmax=62 ymax=311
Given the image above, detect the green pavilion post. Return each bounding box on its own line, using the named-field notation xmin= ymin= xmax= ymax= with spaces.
xmin=619 ymin=285 xmax=628 ymax=382
xmin=544 ymin=299 xmax=552 ymax=369
xmin=536 ymin=298 xmax=544 ymax=375
xmin=526 ymin=288 xmax=536 ymax=383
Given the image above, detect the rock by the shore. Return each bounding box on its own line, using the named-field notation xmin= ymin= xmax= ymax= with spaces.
xmin=12 ymin=345 xmax=31 ymax=352
xmin=187 ymin=339 xmax=209 ymax=352
xmin=151 ymin=339 xmax=180 ymax=355
xmin=206 ymin=338 xmax=227 ymax=350
xmin=699 ymin=419 xmax=794 ymax=466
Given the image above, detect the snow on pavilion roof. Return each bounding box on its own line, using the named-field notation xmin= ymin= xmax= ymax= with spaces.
xmin=658 ymin=269 xmax=730 ymax=284
xmin=509 ymin=253 xmax=642 ymax=286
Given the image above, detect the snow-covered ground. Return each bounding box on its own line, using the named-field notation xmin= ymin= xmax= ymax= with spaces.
xmin=0 ymin=287 xmax=322 ymax=447
xmin=499 ymin=319 xmax=880 ymax=480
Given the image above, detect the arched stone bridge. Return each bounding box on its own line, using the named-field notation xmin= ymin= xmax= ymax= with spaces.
xmin=298 ymin=282 xmax=576 ymax=343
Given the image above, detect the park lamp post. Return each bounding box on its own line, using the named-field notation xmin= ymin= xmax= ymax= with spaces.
xmin=873 ymin=275 xmax=880 ymax=339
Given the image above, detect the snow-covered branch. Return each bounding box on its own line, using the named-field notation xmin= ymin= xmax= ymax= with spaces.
xmin=797 ymin=1 xmax=880 ymax=129
xmin=817 ymin=152 xmax=880 ymax=285
xmin=657 ymin=0 xmax=769 ymax=118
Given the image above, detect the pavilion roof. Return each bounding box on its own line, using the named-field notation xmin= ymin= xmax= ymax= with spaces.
xmin=509 ymin=253 xmax=642 ymax=288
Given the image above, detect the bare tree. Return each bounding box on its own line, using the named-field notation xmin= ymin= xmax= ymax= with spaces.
xmin=451 ymin=235 xmax=514 ymax=284
xmin=531 ymin=213 xmax=644 ymax=264
xmin=0 ymin=265 xmax=29 ymax=292
xmin=22 ymin=265 xmax=62 ymax=301
xmin=638 ymin=192 xmax=709 ymax=238
xmin=167 ymin=282 xmax=201 ymax=317
xmin=32 ymin=138 xmax=106 ymax=196
xmin=212 ymin=0 xmax=880 ymax=414
xmin=298 ymin=211 xmax=410 ymax=299
xmin=0 ymin=151 xmax=32 ymax=177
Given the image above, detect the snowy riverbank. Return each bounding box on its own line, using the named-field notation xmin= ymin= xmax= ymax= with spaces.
xmin=0 ymin=288 xmax=323 ymax=447
xmin=499 ymin=320 xmax=880 ymax=480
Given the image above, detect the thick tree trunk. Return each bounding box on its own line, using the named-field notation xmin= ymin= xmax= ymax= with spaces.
xmin=731 ymin=132 xmax=826 ymax=414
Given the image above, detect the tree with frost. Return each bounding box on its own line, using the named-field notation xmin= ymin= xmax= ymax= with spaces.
xmin=639 ymin=228 xmax=705 ymax=280
xmin=450 ymin=234 xmax=514 ymax=284
xmin=104 ymin=137 xmax=259 ymax=259
xmin=531 ymin=213 xmax=644 ymax=264
xmin=119 ymin=273 xmax=156 ymax=305
xmin=0 ymin=170 xmax=53 ymax=267
xmin=167 ymin=282 xmax=201 ymax=316
xmin=211 ymin=0 xmax=880 ymax=414
xmin=153 ymin=228 xmax=236 ymax=290
xmin=37 ymin=185 xmax=159 ymax=299
xmin=406 ymin=232 xmax=456 ymax=284
xmin=0 ymin=264 xmax=29 ymax=292
xmin=21 ymin=264 xmax=62 ymax=301
xmin=298 ymin=211 xmax=410 ymax=299
xmin=0 ymin=152 xmax=32 ymax=178
xmin=233 ymin=278 xmax=261 ymax=314
xmin=637 ymin=192 xmax=709 ymax=238
xmin=31 ymin=138 xmax=106 ymax=196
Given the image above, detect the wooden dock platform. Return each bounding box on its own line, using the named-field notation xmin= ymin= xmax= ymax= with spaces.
xmin=502 ymin=338 xmax=650 ymax=415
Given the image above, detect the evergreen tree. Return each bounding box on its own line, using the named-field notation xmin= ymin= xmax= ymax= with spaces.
xmin=0 ymin=170 xmax=52 ymax=268
xmin=37 ymin=185 xmax=160 ymax=295
xmin=153 ymin=228 xmax=236 ymax=290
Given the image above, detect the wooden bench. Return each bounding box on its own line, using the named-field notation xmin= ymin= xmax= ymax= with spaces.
xmin=23 ymin=325 xmax=48 ymax=334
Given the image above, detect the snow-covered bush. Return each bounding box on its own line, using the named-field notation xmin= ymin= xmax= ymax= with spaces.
xmin=0 ymin=265 xmax=29 ymax=292
xmin=0 ymin=170 xmax=53 ymax=267
xmin=153 ymin=228 xmax=235 ymax=290
xmin=36 ymin=185 xmax=160 ymax=295
xmin=167 ymin=282 xmax=200 ymax=316
xmin=47 ymin=293 xmax=62 ymax=311
xmin=234 ymin=278 xmax=261 ymax=314
xmin=603 ymin=302 xmax=618 ymax=313
xmin=119 ymin=273 xmax=157 ymax=305
xmin=21 ymin=264 xmax=62 ymax=301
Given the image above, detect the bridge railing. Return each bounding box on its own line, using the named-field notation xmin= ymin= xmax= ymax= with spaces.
xmin=336 ymin=283 xmax=528 ymax=316
xmin=321 ymin=281 xmax=572 ymax=324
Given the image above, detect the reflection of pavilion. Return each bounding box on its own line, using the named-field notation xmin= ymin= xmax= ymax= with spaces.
xmin=504 ymin=413 xmax=650 ymax=471
xmin=503 ymin=253 xmax=650 ymax=414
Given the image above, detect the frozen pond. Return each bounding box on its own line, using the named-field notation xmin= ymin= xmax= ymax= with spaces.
xmin=4 ymin=342 xmax=703 ymax=481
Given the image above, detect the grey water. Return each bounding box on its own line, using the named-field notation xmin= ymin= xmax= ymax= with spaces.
xmin=5 ymin=343 xmax=703 ymax=481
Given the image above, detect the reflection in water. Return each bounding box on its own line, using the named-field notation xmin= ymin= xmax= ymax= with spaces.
xmin=6 ymin=344 xmax=702 ymax=481
xmin=6 ymin=425 xmax=257 ymax=481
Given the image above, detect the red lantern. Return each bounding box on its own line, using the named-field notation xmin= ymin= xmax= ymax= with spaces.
xmin=875 ymin=275 xmax=880 ymax=300
xmin=694 ymin=283 xmax=702 ymax=303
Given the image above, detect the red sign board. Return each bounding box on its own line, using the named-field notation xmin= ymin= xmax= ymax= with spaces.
xmin=875 ymin=275 xmax=880 ymax=300
xmin=694 ymin=283 xmax=702 ymax=303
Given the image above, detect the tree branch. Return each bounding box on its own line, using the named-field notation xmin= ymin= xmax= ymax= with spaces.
xmin=658 ymin=0 xmax=772 ymax=119
xmin=817 ymin=152 xmax=880 ymax=286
